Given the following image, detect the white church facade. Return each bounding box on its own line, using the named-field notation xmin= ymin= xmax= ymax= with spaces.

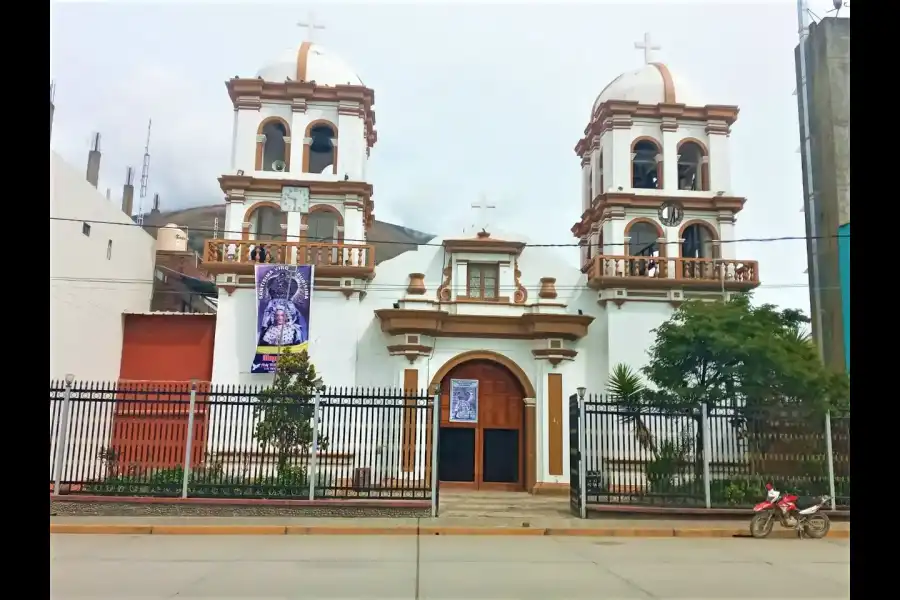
xmin=203 ymin=36 xmax=760 ymax=493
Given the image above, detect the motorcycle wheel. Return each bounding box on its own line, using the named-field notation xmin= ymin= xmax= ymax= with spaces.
xmin=750 ymin=512 xmax=775 ymax=539
xmin=803 ymin=514 xmax=831 ymax=539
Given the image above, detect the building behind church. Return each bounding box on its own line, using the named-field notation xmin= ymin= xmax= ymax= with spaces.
xmin=795 ymin=16 xmax=850 ymax=372
xmin=49 ymin=146 xmax=156 ymax=381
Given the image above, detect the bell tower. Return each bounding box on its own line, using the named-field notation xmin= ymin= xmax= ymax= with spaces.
xmin=571 ymin=34 xmax=760 ymax=303
xmin=204 ymin=26 xmax=378 ymax=294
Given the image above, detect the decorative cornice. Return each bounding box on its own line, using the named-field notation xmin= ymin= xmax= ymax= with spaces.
xmin=386 ymin=343 xmax=433 ymax=364
xmin=575 ymin=102 xmax=739 ymax=157
xmin=531 ymin=348 xmax=578 ymax=366
xmin=226 ymin=78 xmax=377 ymax=148
xmin=218 ymin=174 xmax=374 ymax=201
xmin=375 ymin=309 xmax=594 ymax=341
xmin=442 ymin=231 xmax=526 ymax=256
xmin=571 ymin=191 xmax=746 ymax=238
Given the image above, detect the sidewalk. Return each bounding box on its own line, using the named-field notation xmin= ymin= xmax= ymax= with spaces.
xmin=49 ymin=514 xmax=851 ymax=538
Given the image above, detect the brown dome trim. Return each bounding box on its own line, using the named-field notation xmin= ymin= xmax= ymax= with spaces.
xmin=296 ymin=42 xmax=312 ymax=82
xmin=649 ymin=62 xmax=676 ymax=104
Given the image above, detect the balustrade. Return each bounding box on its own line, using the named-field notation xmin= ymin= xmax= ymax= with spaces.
xmin=202 ymin=239 xmax=375 ymax=276
xmin=586 ymin=255 xmax=759 ymax=289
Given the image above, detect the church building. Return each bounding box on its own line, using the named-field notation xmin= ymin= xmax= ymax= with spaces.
xmin=201 ymin=34 xmax=760 ymax=494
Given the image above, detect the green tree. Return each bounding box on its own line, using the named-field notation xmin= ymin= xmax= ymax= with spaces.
xmin=641 ymin=295 xmax=849 ymax=414
xmin=253 ymin=349 xmax=327 ymax=476
xmin=612 ymin=295 xmax=850 ymax=485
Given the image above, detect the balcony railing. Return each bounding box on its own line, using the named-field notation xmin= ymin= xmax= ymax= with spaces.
xmin=586 ymin=255 xmax=759 ymax=290
xmin=202 ymin=239 xmax=376 ymax=277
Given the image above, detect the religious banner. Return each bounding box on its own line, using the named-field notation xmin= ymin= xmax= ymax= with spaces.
xmin=449 ymin=379 xmax=479 ymax=423
xmin=251 ymin=264 xmax=314 ymax=374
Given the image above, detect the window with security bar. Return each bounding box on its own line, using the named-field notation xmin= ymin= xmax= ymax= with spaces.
xmin=467 ymin=263 xmax=500 ymax=300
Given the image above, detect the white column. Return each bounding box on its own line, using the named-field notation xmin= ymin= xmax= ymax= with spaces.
xmin=581 ymin=157 xmax=591 ymax=212
xmin=224 ymin=197 xmax=247 ymax=240
xmin=342 ymin=197 xmax=365 ymax=244
xmin=607 ymin=210 xmax=626 ymax=255
xmin=590 ymin=225 xmax=602 ymax=258
xmin=717 ymin=213 xmax=736 ymax=259
xmin=337 ymin=108 xmax=366 ymax=181
xmin=611 ymin=129 xmax=632 ymax=191
xmin=590 ymin=142 xmax=602 ymax=198
xmin=662 ymin=128 xmax=679 ymax=191
xmin=290 ymin=104 xmax=310 ymax=176
xmin=534 ymin=360 xmax=547 ymax=482
xmin=707 ymin=129 xmax=731 ymax=194
xmin=233 ymin=109 xmax=259 ymax=173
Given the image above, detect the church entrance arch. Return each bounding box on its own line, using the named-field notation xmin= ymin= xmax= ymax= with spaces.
xmin=430 ymin=352 xmax=534 ymax=492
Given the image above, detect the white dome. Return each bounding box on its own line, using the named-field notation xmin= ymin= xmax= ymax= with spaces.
xmin=256 ymin=42 xmax=364 ymax=86
xmin=592 ymin=63 xmax=705 ymax=113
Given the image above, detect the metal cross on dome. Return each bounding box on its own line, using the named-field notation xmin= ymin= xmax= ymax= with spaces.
xmin=634 ymin=32 xmax=661 ymax=65
xmin=297 ymin=12 xmax=326 ymax=43
xmin=470 ymin=194 xmax=497 ymax=233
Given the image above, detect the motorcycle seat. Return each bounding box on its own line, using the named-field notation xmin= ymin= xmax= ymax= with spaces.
xmin=793 ymin=496 xmax=821 ymax=510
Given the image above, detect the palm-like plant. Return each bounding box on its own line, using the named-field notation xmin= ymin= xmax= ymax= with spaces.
xmin=608 ymin=363 xmax=656 ymax=454
xmin=783 ymin=325 xmax=814 ymax=347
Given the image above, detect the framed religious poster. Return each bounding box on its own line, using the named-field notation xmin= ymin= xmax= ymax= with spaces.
xmin=449 ymin=379 xmax=479 ymax=423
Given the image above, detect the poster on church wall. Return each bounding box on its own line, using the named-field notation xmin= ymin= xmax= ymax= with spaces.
xmin=449 ymin=379 xmax=479 ymax=423
xmin=250 ymin=264 xmax=314 ymax=374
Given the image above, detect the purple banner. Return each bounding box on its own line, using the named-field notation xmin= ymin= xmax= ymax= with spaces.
xmin=251 ymin=264 xmax=313 ymax=374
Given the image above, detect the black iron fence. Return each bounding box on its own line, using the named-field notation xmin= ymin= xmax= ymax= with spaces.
xmin=50 ymin=381 xmax=436 ymax=501
xmin=569 ymin=395 xmax=850 ymax=514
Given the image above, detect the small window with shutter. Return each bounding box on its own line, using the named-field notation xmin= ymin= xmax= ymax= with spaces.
xmin=467 ymin=264 xmax=500 ymax=300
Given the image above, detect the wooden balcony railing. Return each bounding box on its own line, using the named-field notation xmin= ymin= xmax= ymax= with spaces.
xmin=202 ymin=239 xmax=376 ymax=277
xmin=586 ymin=255 xmax=759 ymax=290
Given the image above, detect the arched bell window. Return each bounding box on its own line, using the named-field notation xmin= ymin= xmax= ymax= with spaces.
xmin=303 ymin=120 xmax=338 ymax=175
xmin=680 ymin=221 xmax=719 ymax=259
xmin=631 ymin=139 xmax=662 ymax=190
xmin=677 ymin=139 xmax=710 ymax=191
xmin=255 ymin=118 xmax=292 ymax=172
xmin=624 ymin=218 xmax=665 ymax=278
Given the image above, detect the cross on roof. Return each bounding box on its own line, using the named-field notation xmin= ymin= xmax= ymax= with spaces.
xmin=298 ymin=12 xmax=326 ymax=43
xmin=634 ymin=32 xmax=661 ymax=65
xmin=470 ymin=194 xmax=497 ymax=233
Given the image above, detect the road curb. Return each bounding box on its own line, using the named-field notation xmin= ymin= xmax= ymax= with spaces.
xmin=49 ymin=523 xmax=850 ymax=539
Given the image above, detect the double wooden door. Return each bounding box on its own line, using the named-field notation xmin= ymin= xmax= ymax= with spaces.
xmin=438 ymin=360 xmax=525 ymax=491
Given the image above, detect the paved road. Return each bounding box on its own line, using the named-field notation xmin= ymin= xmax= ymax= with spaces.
xmin=50 ymin=534 xmax=849 ymax=599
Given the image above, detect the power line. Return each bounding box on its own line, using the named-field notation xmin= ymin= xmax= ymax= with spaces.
xmin=49 ymin=215 xmax=850 ymax=249
xmin=50 ymin=275 xmax=840 ymax=293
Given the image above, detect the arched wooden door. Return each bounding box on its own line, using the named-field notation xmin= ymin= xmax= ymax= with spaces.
xmin=438 ymin=359 xmax=525 ymax=491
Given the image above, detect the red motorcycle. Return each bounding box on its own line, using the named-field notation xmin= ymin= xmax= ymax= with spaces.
xmin=750 ymin=483 xmax=831 ymax=539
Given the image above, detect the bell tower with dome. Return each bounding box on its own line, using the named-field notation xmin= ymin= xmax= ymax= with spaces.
xmin=572 ymin=33 xmax=760 ymax=300
xmin=204 ymin=29 xmax=380 ymax=385
xmin=571 ymin=34 xmax=761 ymax=384
xmin=204 ymin=33 xmax=378 ymax=285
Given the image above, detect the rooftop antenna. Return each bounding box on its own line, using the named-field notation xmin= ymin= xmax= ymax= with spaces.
xmin=137 ymin=119 xmax=152 ymax=226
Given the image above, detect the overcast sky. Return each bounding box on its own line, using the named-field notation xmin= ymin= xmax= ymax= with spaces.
xmin=49 ymin=1 xmax=850 ymax=314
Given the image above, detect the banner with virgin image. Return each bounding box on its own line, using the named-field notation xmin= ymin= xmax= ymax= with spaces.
xmin=251 ymin=264 xmax=313 ymax=374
